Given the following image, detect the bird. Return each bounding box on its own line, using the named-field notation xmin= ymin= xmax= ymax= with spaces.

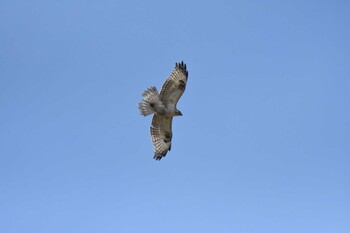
xmin=138 ymin=61 xmax=188 ymax=160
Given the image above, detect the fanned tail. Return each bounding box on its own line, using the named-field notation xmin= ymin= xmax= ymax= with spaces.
xmin=138 ymin=86 xmax=165 ymax=116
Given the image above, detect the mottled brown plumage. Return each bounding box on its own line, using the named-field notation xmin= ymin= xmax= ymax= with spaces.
xmin=139 ymin=61 xmax=188 ymax=160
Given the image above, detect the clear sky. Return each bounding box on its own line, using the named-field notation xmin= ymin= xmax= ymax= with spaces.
xmin=1 ymin=1 xmax=349 ymax=232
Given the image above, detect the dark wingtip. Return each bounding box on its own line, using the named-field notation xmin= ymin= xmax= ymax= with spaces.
xmin=153 ymin=154 xmax=166 ymax=160
xmin=176 ymin=61 xmax=188 ymax=77
xmin=153 ymin=150 xmax=169 ymax=160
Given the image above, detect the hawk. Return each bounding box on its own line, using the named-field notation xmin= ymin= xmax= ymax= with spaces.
xmin=138 ymin=61 xmax=188 ymax=160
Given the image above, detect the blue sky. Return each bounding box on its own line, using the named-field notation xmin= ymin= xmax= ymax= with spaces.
xmin=1 ymin=0 xmax=350 ymax=232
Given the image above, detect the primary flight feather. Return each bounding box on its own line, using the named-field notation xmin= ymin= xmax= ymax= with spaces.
xmin=138 ymin=61 xmax=188 ymax=160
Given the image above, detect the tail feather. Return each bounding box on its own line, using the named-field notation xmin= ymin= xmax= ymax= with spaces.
xmin=138 ymin=86 xmax=165 ymax=116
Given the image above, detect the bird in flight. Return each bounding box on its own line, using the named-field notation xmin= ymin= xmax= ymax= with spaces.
xmin=139 ymin=61 xmax=188 ymax=160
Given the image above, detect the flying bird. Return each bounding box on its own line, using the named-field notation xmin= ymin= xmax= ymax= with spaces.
xmin=139 ymin=61 xmax=188 ymax=160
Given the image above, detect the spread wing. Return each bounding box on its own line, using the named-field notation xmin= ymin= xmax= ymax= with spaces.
xmin=150 ymin=114 xmax=173 ymax=160
xmin=159 ymin=61 xmax=188 ymax=106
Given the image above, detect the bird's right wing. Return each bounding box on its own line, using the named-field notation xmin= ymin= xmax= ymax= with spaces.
xmin=159 ymin=61 xmax=188 ymax=106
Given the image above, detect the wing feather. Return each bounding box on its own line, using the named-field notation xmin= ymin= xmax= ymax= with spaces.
xmin=159 ymin=61 xmax=188 ymax=105
xmin=150 ymin=114 xmax=173 ymax=160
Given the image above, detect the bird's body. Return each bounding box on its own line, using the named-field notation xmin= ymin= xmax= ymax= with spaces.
xmin=138 ymin=61 xmax=188 ymax=160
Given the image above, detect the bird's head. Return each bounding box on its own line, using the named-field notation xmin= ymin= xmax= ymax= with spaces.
xmin=174 ymin=109 xmax=183 ymax=116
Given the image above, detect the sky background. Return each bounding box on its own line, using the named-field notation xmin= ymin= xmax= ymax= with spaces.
xmin=1 ymin=0 xmax=350 ymax=232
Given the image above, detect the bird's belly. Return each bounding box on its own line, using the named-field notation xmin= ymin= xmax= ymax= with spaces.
xmin=164 ymin=105 xmax=176 ymax=116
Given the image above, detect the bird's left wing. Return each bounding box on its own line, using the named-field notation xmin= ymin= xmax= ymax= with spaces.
xmin=150 ymin=114 xmax=173 ymax=160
